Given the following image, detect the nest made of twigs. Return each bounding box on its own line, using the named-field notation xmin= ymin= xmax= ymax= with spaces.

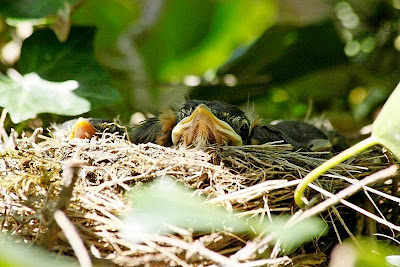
xmin=0 ymin=130 xmax=399 ymax=266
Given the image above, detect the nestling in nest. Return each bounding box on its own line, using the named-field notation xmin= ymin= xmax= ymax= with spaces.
xmin=0 ymin=100 xmax=398 ymax=266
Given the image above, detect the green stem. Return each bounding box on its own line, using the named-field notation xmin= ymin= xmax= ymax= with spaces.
xmin=294 ymin=135 xmax=380 ymax=208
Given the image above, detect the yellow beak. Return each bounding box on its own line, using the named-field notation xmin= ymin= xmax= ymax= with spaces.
xmin=68 ymin=118 xmax=97 ymax=139
xmin=171 ymin=104 xmax=242 ymax=147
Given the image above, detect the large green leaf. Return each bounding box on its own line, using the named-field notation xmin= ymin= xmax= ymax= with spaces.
xmin=0 ymin=0 xmax=80 ymax=19
xmin=123 ymin=177 xmax=325 ymax=250
xmin=0 ymin=72 xmax=89 ymax=123
xmin=190 ymin=21 xmax=347 ymax=103
xmin=123 ymin=177 xmax=250 ymax=243
xmin=372 ymin=81 xmax=400 ymax=159
xmin=17 ymin=27 xmax=121 ymax=111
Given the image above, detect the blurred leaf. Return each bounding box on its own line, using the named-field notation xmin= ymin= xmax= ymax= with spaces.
xmin=269 ymin=217 xmax=327 ymax=251
xmin=330 ymin=238 xmax=399 ymax=267
xmin=190 ymin=21 xmax=347 ymax=103
xmin=72 ymin=0 xmax=138 ymax=48
xmin=80 ymin=0 xmax=276 ymax=112
xmin=72 ymin=0 xmax=144 ymax=113
xmin=252 ymin=66 xmax=353 ymax=120
xmin=136 ymin=0 xmax=277 ymax=81
xmin=278 ymin=0 xmax=333 ymax=25
xmin=0 ymin=235 xmax=78 ymax=266
xmin=123 ymin=177 xmax=249 ymax=243
xmin=372 ymin=81 xmax=400 ymax=159
xmin=0 ymin=72 xmax=89 ymax=123
xmin=353 ymin=88 xmax=386 ymax=121
xmin=0 ymin=0 xmax=80 ymax=19
xmin=17 ymin=27 xmax=121 ymax=111
xmin=123 ymin=177 xmax=325 ymax=250
xmin=386 ymin=255 xmax=400 ymax=267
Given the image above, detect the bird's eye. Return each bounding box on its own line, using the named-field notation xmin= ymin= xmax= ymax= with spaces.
xmin=239 ymin=122 xmax=249 ymax=137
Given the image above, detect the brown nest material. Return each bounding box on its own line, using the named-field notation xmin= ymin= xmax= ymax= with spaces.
xmin=0 ymin=131 xmax=399 ymax=266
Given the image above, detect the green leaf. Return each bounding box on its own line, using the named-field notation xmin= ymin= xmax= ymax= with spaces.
xmin=269 ymin=217 xmax=327 ymax=251
xmin=190 ymin=21 xmax=347 ymax=103
xmin=0 ymin=72 xmax=90 ymax=123
xmin=72 ymin=0 xmax=138 ymax=48
xmin=0 ymin=235 xmax=78 ymax=267
xmin=101 ymin=0 xmax=276 ymax=111
xmin=136 ymin=0 xmax=277 ymax=81
xmin=0 ymin=0 xmax=80 ymax=19
xmin=372 ymin=81 xmax=400 ymax=159
xmin=252 ymin=66 xmax=353 ymax=119
xmin=17 ymin=27 xmax=121 ymax=111
xmin=123 ymin=177 xmax=326 ymax=250
xmin=123 ymin=177 xmax=249 ymax=243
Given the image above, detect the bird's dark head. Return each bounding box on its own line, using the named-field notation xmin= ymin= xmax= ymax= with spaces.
xmin=171 ymin=100 xmax=250 ymax=148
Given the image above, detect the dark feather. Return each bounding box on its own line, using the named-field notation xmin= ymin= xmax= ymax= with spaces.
xmin=130 ymin=117 xmax=173 ymax=146
xmin=250 ymin=121 xmax=332 ymax=151
xmin=249 ymin=124 xmax=283 ymax=145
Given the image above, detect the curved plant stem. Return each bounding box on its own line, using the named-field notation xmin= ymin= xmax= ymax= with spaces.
xmin=294 ymin=135 xmax=380 ymax=208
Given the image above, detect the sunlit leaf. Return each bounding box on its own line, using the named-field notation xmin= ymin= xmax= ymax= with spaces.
xmin=0 ymin=235 xmax=78 ymax=267
xmin=137 ymin=0 xmax=277 ymax=81
xmin=372 ymin=81 xmax=400 ymax=159
xmin=123 ymin=177 xmax=325 ymax=249
xmin=17 ymin=27 xmax=121 ymax=111
xmin=0 ymin=72 xmax=89 ymax=123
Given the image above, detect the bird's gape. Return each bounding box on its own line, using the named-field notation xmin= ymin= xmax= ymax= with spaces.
xmin=188 ymin=120 xmax=217 ymax=148
xmin=171 ymin=104 xmax=242 ymax=148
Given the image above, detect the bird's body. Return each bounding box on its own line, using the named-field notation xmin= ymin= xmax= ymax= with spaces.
xmin=130 ymin=100 xmax=250 ymax=148
xmin=54 ymin=100 xmax=338 ymax=151
xmin=250 ymin=121 xmax=332 ymax=151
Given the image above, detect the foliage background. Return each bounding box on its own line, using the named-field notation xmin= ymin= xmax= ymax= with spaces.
xmin=0 ymin=0 xmax=400 ymax=135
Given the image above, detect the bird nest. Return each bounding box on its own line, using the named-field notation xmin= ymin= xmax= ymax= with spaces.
xmin=0 ymin=130 xmax=399 ymax=266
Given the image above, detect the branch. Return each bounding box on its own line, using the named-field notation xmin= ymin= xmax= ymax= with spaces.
xmin=40 ymin=159 xmax=86 ymax=248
